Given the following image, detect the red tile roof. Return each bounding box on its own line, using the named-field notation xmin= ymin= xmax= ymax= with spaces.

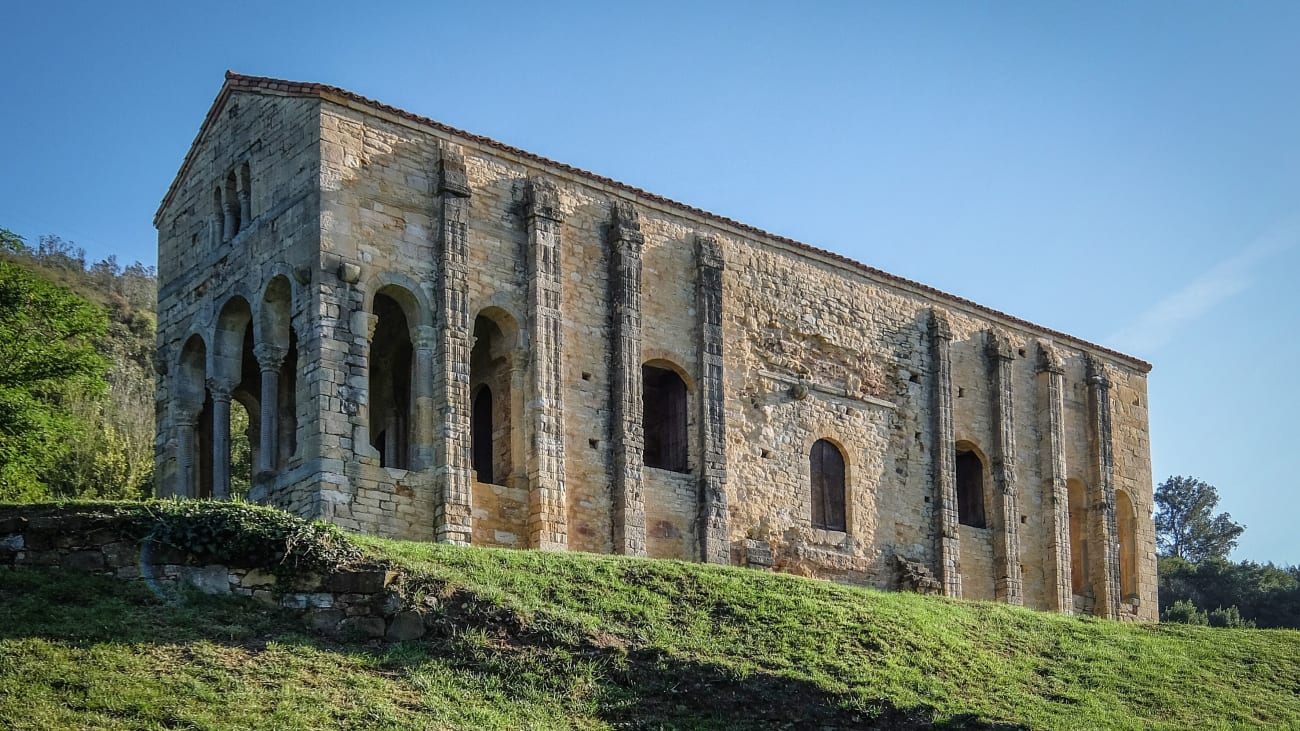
xmin=157 ymin=71 xmax=1151 ymax=373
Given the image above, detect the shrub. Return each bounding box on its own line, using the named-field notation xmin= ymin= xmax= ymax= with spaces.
xmin=1208 ymin=605 xmax=1256 ymax=629
xmin=1162 ymin=599 xmax=1208 ymax=625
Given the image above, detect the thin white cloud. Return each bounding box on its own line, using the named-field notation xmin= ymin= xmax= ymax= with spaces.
xmin=1106 ymin=220 xmax=1298 ymax=354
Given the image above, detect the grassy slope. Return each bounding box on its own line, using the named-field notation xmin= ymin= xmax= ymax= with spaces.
xmin=3 ymin=538 xmax=1300 ymax=730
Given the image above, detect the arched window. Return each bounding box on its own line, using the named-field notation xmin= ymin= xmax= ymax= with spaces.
xmin=1068 ymin=478 xmax=1090 ymax=595
xmin=643 ymin=363 xmax=688 ymax=472
xmin=369 ymin=291 xmax=413 ymax=469
xmin=471 ymin=386 xmax=494 ymax=485
xmin=955 ymin=447 xmax=986 ymax=528
xmin=810 ymin=439 xmax=846 ymax=531
xmin=1116 ymin=489 xmax=1138 ymax=599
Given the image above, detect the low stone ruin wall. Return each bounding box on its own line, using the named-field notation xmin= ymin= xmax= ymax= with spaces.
xmin=0 ymin=512 xmax=431 ymax=642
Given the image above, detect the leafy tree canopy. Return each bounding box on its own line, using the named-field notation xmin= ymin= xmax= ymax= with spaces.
xmin=1154 ymin=475 xmax=1245 ymax=563
xmin=0 ymin=256 xmax=109 ymax=499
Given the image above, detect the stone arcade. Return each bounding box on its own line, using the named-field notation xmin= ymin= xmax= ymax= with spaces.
xmin=154 ymin=73 xmax=1157 ymax=620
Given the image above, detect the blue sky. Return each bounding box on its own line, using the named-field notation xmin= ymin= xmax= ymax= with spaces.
xmin=2 ymin=2 xmax=1296 ymax=562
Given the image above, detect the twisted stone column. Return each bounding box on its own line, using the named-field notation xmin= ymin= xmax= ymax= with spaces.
xmin=1037 ymin=343 xmax=1073 ymax=613
xmin=929 ymin=310 xmax=961 ymax=598
xmin=525 ymin=177 xmax=568 ymax=551
xmin=695 ymin=235 xmax=729 ymax=565
xmin=608 ymin=200 xmax=646 ymax=556
xmin=1087 ymin=355 xmax=1121 ymax=619
xmin=987 ymin=331 xmax=1023 ymax=606
xmin=174 ymin=401 xmax=201 ymax=499
xmin=432 ymin=148 xmax=473 ymax=544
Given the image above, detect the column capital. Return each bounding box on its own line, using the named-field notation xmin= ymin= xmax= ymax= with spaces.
xmin=526 ymin=176 xmax=562 ymax=222
xmin=174 ymin=400 xmax=203 ymax=425
xmin=206 ymin=378 xmax=234 ymax=401
xmin=254 ymin=343 xmax=287 ymax=372
xmin=695 ymin=234 xmax=724 ymax=271
xmin=985 ymin=330 xmax=1016 ymax=361
xmin=436 ymin=147 xmax=471 ymax=198
xmin=928 ymin=308 xmax=953 ymax=341
xmin=1036 ymin=342 xmax=1065 ymax=374
xmin=1086 ymin=354 xmax=1110 ymax=387
xmin=607 ymin=200 xmax=644 ymax=246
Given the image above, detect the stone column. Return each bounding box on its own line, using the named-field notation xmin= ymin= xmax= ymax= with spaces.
xmin=412 ymin=327 xmax=436 ymax=471
xmin=239 ymin=190 xmax=252 ymax=228
xmin=525 ymin=177 xmax=568 ymax=551
xmin=695 ymin=235 xmax=729 ymax=564
xmin=208 ymin=378 xmax=233 ymax=500
xmin=987 ymin=331 xmax=1023 ymax=605
xmin=928 ymin=310 xmax=961 ymax=598
xmin=1087 ymin=355 xmax=1122 ymax=619
xmin=431 ymin=148 xmax=473 ymax=544
xmin=174 ymin=402 xmax=201 ymax=499
xmin=350 ymin=309 xmax=381 ymax=462
xmin=254 ymin=343 xmax=286 ymax=479
xmin=608 ymin=200 xmax=646 ymax=556
xmin=223 ymin=200 xmax=238 ymax=241
xmin=209 ymin=212 xmax=222 ymax=250
xmin=1037 ymin=342 xmax=1072 ymax=613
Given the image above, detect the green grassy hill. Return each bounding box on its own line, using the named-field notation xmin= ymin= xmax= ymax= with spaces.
xmin=3 ymin=504 xmax=1299 ymax=730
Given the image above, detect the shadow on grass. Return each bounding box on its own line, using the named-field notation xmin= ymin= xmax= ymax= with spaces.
xmin=0 ymin=568 xmax=1026 ymax=730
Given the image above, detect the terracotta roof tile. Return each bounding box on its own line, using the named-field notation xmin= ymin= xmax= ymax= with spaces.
xmin=157 ymin=71 xmax=1151 ymax=373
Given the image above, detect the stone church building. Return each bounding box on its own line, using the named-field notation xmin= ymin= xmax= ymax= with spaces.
xmin=154 ymin=72 xmax=1157 ymax=621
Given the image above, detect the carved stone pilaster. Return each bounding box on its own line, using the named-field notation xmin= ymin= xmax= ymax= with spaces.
xmin=928 ymin=309 xmax=961 ymax=598
xmin=432 ymin=147 xmax=473 ymax=544
xmin=1087 ymin=354 xmax=1122 ymax=619
xmin=1037 ymin=342 xmax=1072 ymax=613
xmin=254 ymin=344 xmax=287 ymax=479
xmin=695 ymin=235 xmax=728 ymax=565
xmin=986 ymin=331 xmax=1023 ymax=605
xmin=608 ymin=200 xmax=646 ymax=556
xmin=173 ymin=400 xmax=202 ymax=499
xmin=525 ymin=177 xmax=567 ymax=551
xmin=206 ymin=378 xmax=234 ymax=501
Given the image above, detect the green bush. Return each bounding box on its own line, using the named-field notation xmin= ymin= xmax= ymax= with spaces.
xmin=1208 ymin=605 xmax=1256 ymax=629
xmin=138 ymin=500 xmax=361 ymax=580
xmin=1162 ymin=599 xmax=1208 ymax=625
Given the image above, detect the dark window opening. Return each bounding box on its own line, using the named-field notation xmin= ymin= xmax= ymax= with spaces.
xmin=956 ymin=449 xmax=986 ymax=528
xmin=643 ymin=364 xmax=688 ymax=472
xmin=472 ymin=386 xmax=494 ymax=484
xmin=810 ymin=439 xmax=847 ymax=531
xmin=369 ymin=292 xmax=412 ymax=469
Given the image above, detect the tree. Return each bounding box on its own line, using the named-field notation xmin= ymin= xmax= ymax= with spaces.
xmin=0 ymin=260 xmax=108 ymax=499
xmin=1155 ymin=475 xmax=1245 ymax=562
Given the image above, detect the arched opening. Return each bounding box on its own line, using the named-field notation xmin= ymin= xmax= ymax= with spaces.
xmin=471 ymin=385 xmax=494 ymax=485
xmin=469 ymin=311 xmax=518 ymax=486
xmin=177 ymin=335 xmax=209 ymax=498
xmin=643 ymin=362 xmax=688 ymax=473
xmin=213 ymin=297 xmax=257 ymax=500
xmin=261 ymin=276 xmax=298 ymax=470
xmin=955 ymin=445 xmax=987 ymax=529
xmin=224 ymin=172 xmax=241 ymax=237
xmin=1068 ymin=478 xmax=1091 ymax=595
xmin=1116 ymin=489 xmax=1138 ymax=600
xmin=230 ymin=395 xmax=255 ymax=499
xmin=810 ymin=439 xmax=846 ymax=531
xmin=369 ymin=290 xmax=413 ymax=469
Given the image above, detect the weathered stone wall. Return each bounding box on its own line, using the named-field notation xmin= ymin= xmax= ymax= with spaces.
xmin=156 ymin=76 xmax=1157 ymax=621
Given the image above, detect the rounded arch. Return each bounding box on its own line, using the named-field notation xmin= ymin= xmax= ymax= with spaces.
xmin=257 ymin=274 xmax=295 ymax=349
xmin=642 ymin=352 xmax=696 ymax=392
xmin=1115 ymin=488 xmax=1139 ymax=600
xmin=177 ymin=334 xmax=208 ymax=406
xmin=1067 ymin=477 xmax=1091 ymax=595
xmin=474 ymin=306 xmax=521 ymax=351
xmin=642 ymin=360 xmax=690 ymax=473
xmin=365 ymin=274 xmax=429 ymax=336
xmin=954 ymin=440 xmax=988 ymax=529
xmin=212 ymin=295 xmax=253 ymax=384
xmin=809 ymin=438 xmax=847 ymax=532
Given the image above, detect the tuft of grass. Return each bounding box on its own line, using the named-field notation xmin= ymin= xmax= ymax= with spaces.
xmin=3 ymin=504 xmax=1299 ymax=729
